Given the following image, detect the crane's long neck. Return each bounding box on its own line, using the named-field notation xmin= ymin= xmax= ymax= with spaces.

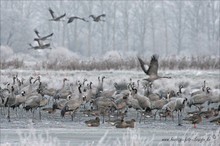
xmin=78 ymin=84 xmax=82 ymax=94
xmin=13 ymin=77 xmax=16 ymax=85
xmin=179 ymin=86 xmax=182 ymax=94
xmin=29 ymin=77 xmax=33 ymax=84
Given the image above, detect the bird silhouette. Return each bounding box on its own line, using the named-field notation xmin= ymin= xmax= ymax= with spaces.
xmin=138 ymin=54 xmax=171 ymax=82
xmin=89 ymin=14 xmax=106 ymax=22
xmin=67 ymin=16 xmax=89 ymax=23
xmin=48 ymin=8 xmax=66 ymax=21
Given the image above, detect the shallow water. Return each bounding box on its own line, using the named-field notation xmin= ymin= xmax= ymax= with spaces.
xmin=0 ymin=69 xmax=219 ymax=145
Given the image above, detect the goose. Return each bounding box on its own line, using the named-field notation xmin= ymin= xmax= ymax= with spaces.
xmin=183 ymin=113 xmax=202 ymax=128
xmin=200 ymin=109 xmax=216 ymax=119
xmin=89 ymin=14 xmax=106 ymax=22
xmin=34 ymin=29 xmax=53 ymax=41
xmin=115 ymin=119 xmax=127 ymax=128
xmin=106 ymin=118 xmax=122 ymax=126
xmin=209 ymin=116 xmax=220 ymax=125
xmin=137 ymin=54 xmax=171 ymax=82
xmin=214 ymin=105 xmax=220 ymax=116
xmin=67 ymin=16 xmax=89 ymax=23
xmin=85 ymin=117 xmax=100 ymax=127
xmin=125 ymin=119 xmax=136 ymax=128
xmin=115 ymin=119 xmax=135 ymax=128
xmin=48 ymin=8 xmax=66 ymax=21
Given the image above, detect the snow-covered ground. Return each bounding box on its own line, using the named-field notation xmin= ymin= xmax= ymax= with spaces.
xmin=0 ymin=69 xmax=219 ymax=145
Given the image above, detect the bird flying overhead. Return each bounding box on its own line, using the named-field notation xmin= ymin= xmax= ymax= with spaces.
xmin=48 ymin=8 xmax=66 ymax=21
xmin=89 ymin=14 xmax=106 ymax=22
xmin=34 ymin=29 xmax=53 ymax=41
xmin=67 ymin=16 xmax=89 ymax=23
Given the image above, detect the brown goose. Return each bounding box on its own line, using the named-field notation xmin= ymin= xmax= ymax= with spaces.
xmin=89 ymin=14 xmax=106 ymax=22
xmin=115 ymin=119 xmax=136 ymax=128
xmin=48 ymin=8 xmax=66 ymax=21
xmin=138 ymin=55 xmax=171 ymax=82
xmin=67 ymin=16 xmax=88 ymax=23
xmin=85 ymin=117 xmax=100 ymax=127
xmin=183 ymin=113 xmax=202 ymax=128
xmin=115 ymin=119 xmax=128 ymax=128
xmin=125 ymin=119 xmax=136 ymax=128
xmin=209 ymin=116 xmax=220 ymax=125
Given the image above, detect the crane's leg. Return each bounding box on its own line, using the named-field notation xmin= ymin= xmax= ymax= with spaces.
xmin=39 ymin=107 xmax=41 ymax=120
xmin=7 ymin=106 xmax=10 ymax=122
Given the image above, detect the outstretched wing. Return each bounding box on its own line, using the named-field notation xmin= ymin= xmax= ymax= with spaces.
xmin=97 ymin=14 xmax=106 ymax=19
xmin=34 ymin=29 xmax=40 ymax=38
xmin=48 ymin=8 xmax=55 ymax=18
xmin=67 ymin=16 xmax=80 ymax=23
xmin=138 ymin=54 xmax=159 ymax=76
xmin=41 ymin=33 xmax=53 ymax=40
xmin=137 ymin=57 xmax=149 ymax=75
xmin=147 ymin=54 xmax=159 ymax=76
xmin=67 ymin=17 xmax=74 ymax=23
xmin=56 ymin=13 xmax=66 ymax=20
xmin=89 ymin=15 xmax=95 ymax=20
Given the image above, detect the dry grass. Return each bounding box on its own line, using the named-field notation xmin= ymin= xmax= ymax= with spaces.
xmin=0 ymin=56 xmax=219 ymax=70
xmin=0 ymin=58 xmax=24 ymax=69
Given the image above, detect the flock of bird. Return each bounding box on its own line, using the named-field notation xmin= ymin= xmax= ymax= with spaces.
xmin=28 ymin=7 xmax=106 ymax=50
xmin=0 ymin=55 xmax=219 ymax=128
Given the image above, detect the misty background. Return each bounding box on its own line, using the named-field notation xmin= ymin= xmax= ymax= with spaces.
xmin=0 ymin=0 xmax=219 ymax=68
